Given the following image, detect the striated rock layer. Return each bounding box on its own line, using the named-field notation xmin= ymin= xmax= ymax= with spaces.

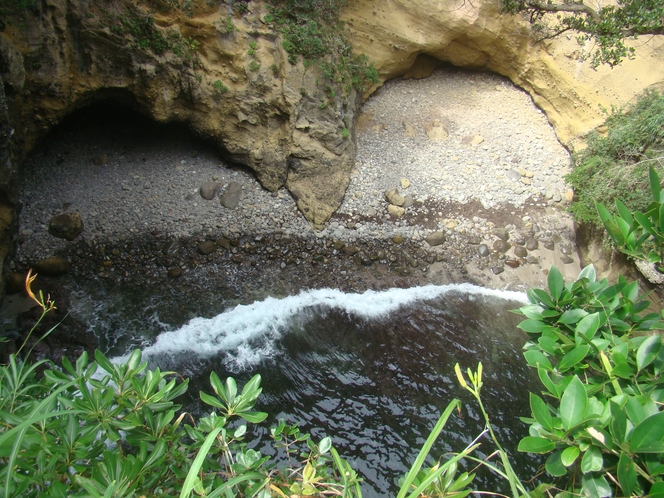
xmin=0 ymin=0 xmax=663 ymax=283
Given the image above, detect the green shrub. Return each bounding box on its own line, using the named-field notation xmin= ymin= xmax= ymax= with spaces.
xmin=566 ymin=90 xmax=664 ymax=229
xmin=264 ymin=0 xmax=378 ymax=93
xmin=0 ymin=348 xmax=363 ymax=497
xmin=514 ymin=265 xmax=664 ymax=496
xmin=213 ymin=79 xmax=228 ymax=94
xmin=216 ymin=16 xmax=235 ymax=34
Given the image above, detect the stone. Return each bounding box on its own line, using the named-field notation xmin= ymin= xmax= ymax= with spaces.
xmin=220 ymin=181 xmax=242 ymax=209
xmin=34 ymin=257 xmax=71 ymax=276
xmin=425 ymin=232 xmax=446 ymax=246
xmin=403 ymin=122 xmax=417 ymax=137
xmin=5 ymin=272 xmax=25 ymax=294
xmin=492 ymin=228 xmax=509 ymax=241
xmin=216 ymin=237 xmax=231 ymax=250
xmin=478 ymin=244 xmax=490 ymax=257
xmin=467 ymin=235 xmax=481 ymax=245
xmin=48 ymin=211 xmax=84 ymax=241
xmin=402 ymin=194 xmax=414 ymax=208
xmin=505 ymin=259 xmax=520 ymax=268
xmin=491 ymin=265 xmax=504 ymax=275
xmin=424 ymin=121 xmax=448 ymax=141
xmin=561 ymin=255 xmax=574 ymax=264
xmin=564 ymin=190 xmax=575 ymax=202
xmin=388 ymin=204 xmax=405 ymax=217
xmin=393 ymin=235 xmax=404 ymax=244
xmin=493 ymin=240 xmax=511 ymax=253
xmin=543 ymin=240 xmax=555 ymax=250
xmin=343 ymin=246 xmax=359 ymax=256
xmin=367 ymin=207 xmax=377 ymax=216
xmin=384 ymin=187 xmax=405 ymax=206
xmin=470 ymin=135 xmax=484 ymax=145
xmin=168 ymin=267 xmax=183 ymax=278
xmin=400 ymin=178 xmax=411 ymax=189
xmin=93 ymin=154 xmax=109 ymax=165
xmin=514 ymin=245 xmax=527 ymax=258
xmin=506 ymin=169 xmax=521 ymax=181
xmin=525 ymin=238 xmax=539 ymax=251
xmin=197 ymin=241 xmax=216 ymax=255
xmin=200 ymin=181 xmax=220 ymax=200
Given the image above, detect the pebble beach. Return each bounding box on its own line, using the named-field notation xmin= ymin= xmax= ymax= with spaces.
xmin=14 ymin=66 xmax=580 ymax=296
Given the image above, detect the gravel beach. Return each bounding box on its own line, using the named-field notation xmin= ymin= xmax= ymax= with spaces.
xmin=14 ymin=67 xmax=580 ymax=295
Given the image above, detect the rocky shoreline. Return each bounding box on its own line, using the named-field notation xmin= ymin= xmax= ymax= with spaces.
xmin=5 ymin=67 xmax=587 ymax=352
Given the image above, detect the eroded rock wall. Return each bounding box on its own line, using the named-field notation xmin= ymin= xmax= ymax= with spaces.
xmin=0 ymin=0 xmax=357 ymax=232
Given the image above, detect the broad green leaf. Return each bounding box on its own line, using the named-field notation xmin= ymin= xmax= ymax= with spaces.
xmin=560 ymin=376 xmax=587 ymax=431
xmin=319 ymin=437 xmax=332 ymax=454
xmin=544 ymin=451 xmax=566 ymax=477
xmin=580 ymin=445 xmax=603 ymax=473
xmin=225 ymin=377 xmax=238 ymax=404
xmin=609 ymin=401 xmax=627 ymax=443
xmin=518 ymin=319 xmax=548 ymax=334
xmin=548 ymin=267 xmax=564 ymax=301
xmin=636 ymin=334 xmax=662 ymax=371
xmin=649 ymin=482 xmax=664 ymax=498
xmin=629 ymin=411 xmax=664 ymax=452
xmin=238 ymin=411 xmax=268 ymax=424
xmin=616 ymin=199 xmax=635 ymax=226
xmin=561 ymin=446 xmax=580 ymax=467
xmin=519 ymin=304 xmax=545 ymax=320
xmin=530 ymin=393 xmax=554 ymax=431
xmin=621 ymin=280 xmax=639 ymax=302
xmin=524 ymin=350 xmax=552 ymax=370
xmin=200 ymin=391 xmax=225 ymax=409
xmin=575 ymin=313 xmax=600 ymax=341
xmin=558 ymin=308 xmax=588 ymax=325
xmin=538 ymin=367 xmax=561 ymax=398
xmin=581 ymin=473 xmax=612 ymax=498
xmin=578 ymin=264 xmax=597 ymax=282
xmin=617 ymin=453 xmax=637 ymax=496
xmin=518 ymin=436 xmax=555 ymax=454
xmin=529 ymin=288 xmax=556 ymax=308
xmin=558 ymin=345 xmax=590 ymax=372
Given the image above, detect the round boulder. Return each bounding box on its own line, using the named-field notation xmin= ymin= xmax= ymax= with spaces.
xmin=49 ymin=212 xmax=84 ymax=241
xmin=34 ymin=257 xmax=71 ymax=276
xmin=198 ymin=241 xmax=216 ymax=255
xmin=200 ymin=181 xmax=221 ymax=200
xmin=425 ymin=232 xmax=446 ymax=247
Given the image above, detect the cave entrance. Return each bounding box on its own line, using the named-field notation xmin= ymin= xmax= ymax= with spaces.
xmin=15 ymin=99 xmax=263 ymax=271
xmin=341 ymin=59 xmax=572 ymax=227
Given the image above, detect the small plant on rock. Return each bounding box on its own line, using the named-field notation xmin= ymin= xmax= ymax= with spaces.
xmin=213 ymin=79 xmax=228 ymax=94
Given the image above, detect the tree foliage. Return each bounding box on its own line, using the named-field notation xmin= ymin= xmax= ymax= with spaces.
xmin=502 ymin=0 xmax=664 ymax=67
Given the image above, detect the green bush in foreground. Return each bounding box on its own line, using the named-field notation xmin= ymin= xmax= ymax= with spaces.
xmin=566 ymin=89 xmax=664 ymax=230
xmin=516 ymin=265 xmax=664 ymax=496
xmin=4 ymin=262 xmax=664 ymax=497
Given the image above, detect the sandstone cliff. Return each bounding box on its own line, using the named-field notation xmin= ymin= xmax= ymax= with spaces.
xmin=344 ymin=0 xmax=664 ymax=145
xmin=0 ymin=0 xmax=358 ymax=232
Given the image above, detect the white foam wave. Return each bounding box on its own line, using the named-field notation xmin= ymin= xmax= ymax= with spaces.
xmin=119 ymin=284 xmax=527 ymax=370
